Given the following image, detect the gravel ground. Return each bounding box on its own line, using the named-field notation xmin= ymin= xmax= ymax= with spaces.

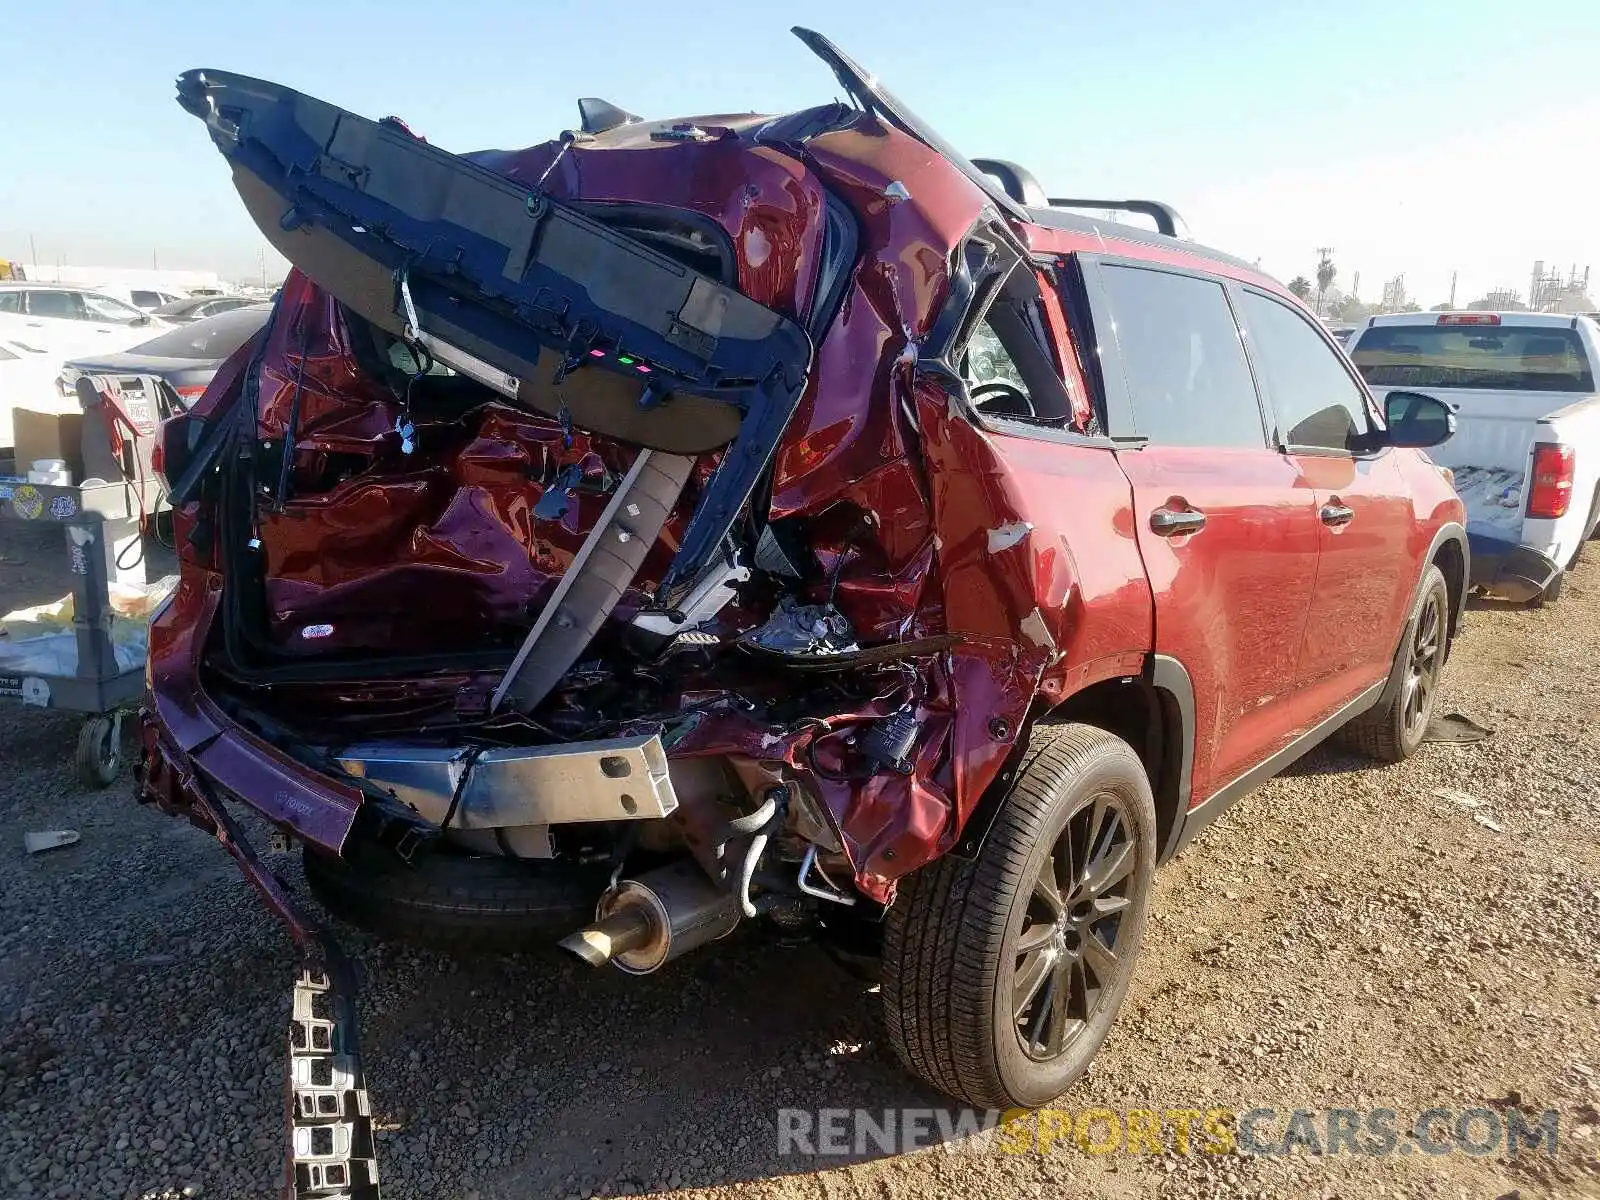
xmin=2 ymin=517 xmax=1598 ymax=1200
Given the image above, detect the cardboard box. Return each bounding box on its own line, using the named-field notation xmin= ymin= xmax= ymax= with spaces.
xmin=11 ymin=406 xmax=85 ymax=482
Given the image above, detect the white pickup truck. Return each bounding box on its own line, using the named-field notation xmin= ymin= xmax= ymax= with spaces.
xmin=1348 ymin=312 xmax=1600 ymax=603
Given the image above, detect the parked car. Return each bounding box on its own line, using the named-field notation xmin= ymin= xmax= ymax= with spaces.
xmin=0 ymin=334 xmax=66 ymax=454
xmin=61 ymin=301 xmax=270 ymax=427
xmin=152 ymin=294 xmax=260 ymax=324
xmin=93 ymin=285 xmax=186 ymax=311
xmin=1348 ymin=311 xmax=1600 ymax=603
xmin=144 ymin=30 xmax=1465 ymax=1184
xmin=0 ymin=283 xmax=172 ymax=358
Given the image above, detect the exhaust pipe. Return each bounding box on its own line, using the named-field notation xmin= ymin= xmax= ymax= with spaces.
xmin=558 ymin=859 xmax=741 ymax=975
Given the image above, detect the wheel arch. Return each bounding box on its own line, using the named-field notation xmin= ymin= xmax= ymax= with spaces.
xmin=1429 ymin=523 xmax=1468 ymax=648
xmin=952 ymin=655 xmax=1195 ymax=868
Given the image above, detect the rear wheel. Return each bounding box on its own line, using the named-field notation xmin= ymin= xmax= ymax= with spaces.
xmin=1534 ymin=570 xmax=1565 ymax=606
xmin=881 ymin=723 xmax=1156 ymax=1108
xmin=1338 ymin=564 xmax=1448 ymax=763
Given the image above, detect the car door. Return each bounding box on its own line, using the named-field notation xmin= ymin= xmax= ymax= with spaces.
xmin=20 ymin=288 xmax=89 ymax=347
xmin=1234 ymin=289 xmax=1415 ymax=710
xmin=1080 ymin=258 xmax=1323 ymax=802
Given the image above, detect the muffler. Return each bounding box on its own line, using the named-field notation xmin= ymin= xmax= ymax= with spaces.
xmin=559 ymin=860 xmax=741 ymax=975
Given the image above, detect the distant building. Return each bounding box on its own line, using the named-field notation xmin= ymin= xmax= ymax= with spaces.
xmin=5 ymin=263 xmax=230 ymax=295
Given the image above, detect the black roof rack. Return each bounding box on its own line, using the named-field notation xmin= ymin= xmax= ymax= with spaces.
xmin=972 ymin=157 xmax=1185 ymax=238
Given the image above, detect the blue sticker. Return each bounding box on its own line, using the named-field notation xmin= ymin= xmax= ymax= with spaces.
xmin=48 ymin=495 xmax=77 ymax=520
xmin=0 ymin=485 xmax=13 ymax=501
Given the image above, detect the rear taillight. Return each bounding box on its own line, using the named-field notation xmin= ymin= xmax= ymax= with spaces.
xmin=154 ymin=413 xmax=204 ymax=491
xmin=1527 ymin=443 xmax=1576 ymax=519
xmin=173 ymin=385 xmax=207 ymax=402
xmin=1437 ymin=313 xmax=1501 ymax=326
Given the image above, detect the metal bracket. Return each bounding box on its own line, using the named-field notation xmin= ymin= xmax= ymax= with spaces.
xmin=289 ymin=951 xmax=380 ymax=1200
xmin=797 ymin=844 xmax=857 ymax=906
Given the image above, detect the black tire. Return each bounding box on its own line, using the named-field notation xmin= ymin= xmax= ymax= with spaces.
xmin=75 ymin=714 xmax=123 ymax=789
xmin=1337 ymin=564 xmax=1449 ymax=763
xmin=303 ymin=843 xmax=609 ymax=953
xmin=1534 ymin=570 xmax=1565 ymax=606
xmin=881 ymin=723 xmax=1156 ymax=1109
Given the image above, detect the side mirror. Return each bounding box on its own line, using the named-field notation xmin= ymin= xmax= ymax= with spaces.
xmin=1383 ymin=390 xmax=1455 ymax=448
xmin=133 ymin=313 xmax=151 ymax=326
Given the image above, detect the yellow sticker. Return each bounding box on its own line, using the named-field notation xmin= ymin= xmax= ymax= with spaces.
xmin=11 ymin=484 xmax=43 ymax=520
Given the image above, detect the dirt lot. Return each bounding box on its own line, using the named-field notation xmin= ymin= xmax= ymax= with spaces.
xmin=1 ymin=516 xmax=1597 ymax=1200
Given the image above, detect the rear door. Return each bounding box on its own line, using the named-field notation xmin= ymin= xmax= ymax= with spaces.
xmin=1081 ymin=258 xmax=1323 ymax=802
xmin=1236 ymin=289 xmax=1415 ymax=708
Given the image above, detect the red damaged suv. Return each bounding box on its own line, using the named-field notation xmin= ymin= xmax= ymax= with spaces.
xmin=141 ymin=27 xmax=1464 ymax=1191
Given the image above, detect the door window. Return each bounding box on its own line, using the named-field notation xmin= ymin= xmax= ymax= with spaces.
xmin=26 ymin=290 xmax=83 ymax=319
xmin=1240 ymin=291 xmax=1372 ymax=452
xmin=0 ymin=292 xmax=20 ymax=314
xmin=956 ymin=264 xmax=1075 ymax=425
xmin=1098 ymin=264 xmax=1265 ymax=448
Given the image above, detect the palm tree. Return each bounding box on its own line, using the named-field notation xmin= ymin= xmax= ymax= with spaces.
xmin=1288 ymin=276 xmax=1313 ymax=300
xmin=1315 ymin=253 xmax=1337 ymax=315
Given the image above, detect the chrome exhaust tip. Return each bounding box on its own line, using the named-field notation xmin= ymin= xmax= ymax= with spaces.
xmin=557 ymin=908 xmax=654 ymax=968
xmin=558 ymin=860 xmax=741 ymax=974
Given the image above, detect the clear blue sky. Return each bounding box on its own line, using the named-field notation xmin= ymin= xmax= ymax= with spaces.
xmin=4 ymin=0 xmax=1599 ymax=303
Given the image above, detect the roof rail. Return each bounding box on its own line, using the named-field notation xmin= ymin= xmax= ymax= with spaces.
xmin=972 ymin=157 xmax=1185 ymax=238
xmin=1047 ymin=198 xmax=1185 ymax=239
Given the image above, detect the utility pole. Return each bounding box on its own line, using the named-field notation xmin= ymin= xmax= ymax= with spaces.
xmin=29 ymin=233 xmax=37 ymax=271
xmin=1449 ymin=271 xmax=1457 ymax=308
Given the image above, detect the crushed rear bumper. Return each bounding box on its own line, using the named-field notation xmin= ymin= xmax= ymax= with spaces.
xmin=1466 ymin=532 xmax=1560 ymax=603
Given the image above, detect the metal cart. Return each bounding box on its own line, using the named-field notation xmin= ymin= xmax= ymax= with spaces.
xmin=0 ymin=476 xmax=161 ymax=787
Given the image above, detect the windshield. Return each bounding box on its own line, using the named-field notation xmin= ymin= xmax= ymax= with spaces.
xmin=1351 ymin=324 xmax=1594 ymax=392
xmin=130 ymin=306 xmax=270 ymax=358
xmin=81 ymin=293 xmax=146 ymax=323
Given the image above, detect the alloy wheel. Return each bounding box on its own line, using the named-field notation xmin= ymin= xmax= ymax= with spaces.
xmin=1012 ymin=792 xmax=1138 ymax=1061
xmin=1402 ymin=591 xmax=1444 ymax=739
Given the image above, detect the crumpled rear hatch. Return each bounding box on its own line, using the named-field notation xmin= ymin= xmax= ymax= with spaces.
xmin=175 ymin=70 xmax=826 ymax=709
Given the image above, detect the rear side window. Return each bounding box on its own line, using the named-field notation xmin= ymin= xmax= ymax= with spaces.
xmin=131 ymin=290 xmax=161 ymax=308
xmin=0 ymin=292 xmax=20 ymax=313
xmin=1099 ymin=264 xmax=1264 ymax=448
xmin=1351 ymin=324 xmax=1594 ymax=392
xmin=1239 ymin=291 xmax=1371 ymax=452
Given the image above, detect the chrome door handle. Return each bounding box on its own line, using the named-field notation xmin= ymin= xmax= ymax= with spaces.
xmin=1150 ymin=506 xmax=1207 ymax=536
xmin=1320 ymin=502 xmax=1355 ymax=527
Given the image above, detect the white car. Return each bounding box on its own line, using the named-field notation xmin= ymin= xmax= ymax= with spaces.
xmin=0 ymin=283 xmax=173 ymax=359
xmin=0 ymin=334 xmax=71 ymax=453
xmin=1348 ymin=311 xmax=1600 ymax=603
xmin=92 ymin=285 xmax=186 ymax=311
